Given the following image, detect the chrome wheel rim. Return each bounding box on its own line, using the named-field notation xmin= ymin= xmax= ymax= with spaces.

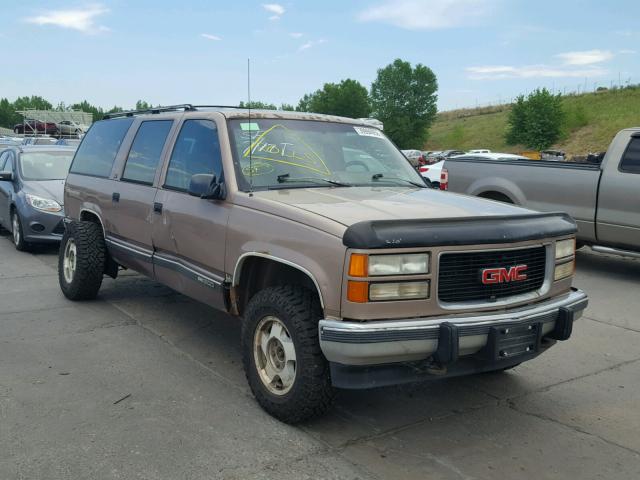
xmin=63 ymin=239 xmax=77 ymax=284
xmin=12 ymin=214 xmax=20 ymax=246
xmin=253 ymin=316 xmax=297 ymax=395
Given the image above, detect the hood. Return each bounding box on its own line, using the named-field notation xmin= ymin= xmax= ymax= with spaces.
xmin=251 ymin=186 xmax=534 ymax=227
xmin=23 ymin=180 xmax=65 ymax=205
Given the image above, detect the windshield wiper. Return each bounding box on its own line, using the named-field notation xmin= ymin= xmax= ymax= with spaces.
xmin=276 ymin=173 xmax=351 ymax=187
xmin=371 ymin=173 xmax=427 ymax=188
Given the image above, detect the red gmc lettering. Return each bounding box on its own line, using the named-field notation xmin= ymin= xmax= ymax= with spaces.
xmin=481 ymin=265 xmax=528 ymax=284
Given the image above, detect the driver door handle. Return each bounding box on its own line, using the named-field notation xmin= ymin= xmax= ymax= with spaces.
xmin=153 ymin=202 xmax=163 ymax=214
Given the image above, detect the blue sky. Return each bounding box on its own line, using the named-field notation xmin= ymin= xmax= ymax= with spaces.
xmin=2 ymin=0 xmax=639 ymax=111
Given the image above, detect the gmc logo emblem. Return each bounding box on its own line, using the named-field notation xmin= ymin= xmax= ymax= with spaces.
xmin=481 ymin=265 xmax=528 ymax=284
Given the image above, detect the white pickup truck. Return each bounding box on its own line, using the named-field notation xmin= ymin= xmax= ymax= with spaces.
xmin=445 ymin=128 xmax=640 ymax=257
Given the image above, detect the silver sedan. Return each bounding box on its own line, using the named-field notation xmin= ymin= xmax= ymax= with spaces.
xmin=0 ymin=146 xmax=75 ymax=251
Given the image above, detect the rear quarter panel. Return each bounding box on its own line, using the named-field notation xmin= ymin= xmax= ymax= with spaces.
xmin=447 ymin=159 xmax=600 ymax=242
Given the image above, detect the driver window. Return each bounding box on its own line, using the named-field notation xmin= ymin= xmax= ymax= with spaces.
xmin=165 ymin=120 xmax=223 ymax=192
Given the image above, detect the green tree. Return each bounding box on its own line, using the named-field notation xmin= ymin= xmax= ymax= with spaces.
xmin=370 ymin=59 xmax=438 ymax=148
xmin=0 ymin=98 xmax=16 ymax=128
xmin=297 ymin=79 xmax=371 ymax=118
xmin=505 ymin=88 xmax=564 ymax=150
xmin=279 ymin=103 xmax=296 ymax=111
xmin=135 ymin=100 xmax=152 ymax=110
xmin=70 ymin=100 xmax=106 ymax=121
xmin=238 ymin=100 xmax=277 ymax=110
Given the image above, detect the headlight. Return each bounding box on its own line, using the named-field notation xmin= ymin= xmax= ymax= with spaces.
xmin=555 ymin=238 xmax=575 ymax=259
xmin=554 ymin=260 xmax=575 ymax=280
xmin=25 ymin=194 xmax=62 ymax=213
xmin=349 ymin=253 xmax=430 ymax=277
xmin=369 ymin=281 xmax=430 ymax=301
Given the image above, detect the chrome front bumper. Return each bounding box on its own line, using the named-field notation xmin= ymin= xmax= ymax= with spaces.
xmin=319 ymin=289 xmax=588 ymax=366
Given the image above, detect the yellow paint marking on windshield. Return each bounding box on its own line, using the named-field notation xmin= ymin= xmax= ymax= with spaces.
xmin=242 ymin=124 xmax=331 ymax=175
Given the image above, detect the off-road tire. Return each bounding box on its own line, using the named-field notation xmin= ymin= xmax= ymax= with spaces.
xmin=58 ymin=221 xmax=105 ymax=300
xmin=242 ymin=285 xmax=334 ymax=423
xmin=11 ymin=210 xmax=30 ymax=252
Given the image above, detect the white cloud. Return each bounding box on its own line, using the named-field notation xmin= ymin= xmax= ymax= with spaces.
xmin=358 ymin=0 xmax=491 ymax=30
xmin=25 ymin=4 xmax=109 ymax=33
xmin=555 ymin=49 xmax=613 ymax=66
xmin=263 ymin=3 xmax=285 ymax=20
xmin=298 ymin=39 xmax=326 ymax=52
xmin=467 ymin=64 xmax=608 ymax=80
xmin=289 ymin=32 xmax=303 ymax=38
xmin=201 ymin=33 xmax=221 ymax=41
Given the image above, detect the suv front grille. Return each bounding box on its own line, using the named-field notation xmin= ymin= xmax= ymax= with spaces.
xmin=438 ymin=246 xmax=546 ymax=304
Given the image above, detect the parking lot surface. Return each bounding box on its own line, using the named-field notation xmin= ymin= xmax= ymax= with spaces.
xmin=1 ymin=231 xmax=639 ymax=480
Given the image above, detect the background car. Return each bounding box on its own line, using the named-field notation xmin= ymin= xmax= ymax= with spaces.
xmin=468 ymin=149 xmax=491 ymax=154
xmin=57 ymin=120 xmax=89 ymax=136
xmin=55 ymin=138 xmax=81 ymax=147
xmin=400 ymin=149 xmax=425 ymax=167
xmin=0 ymin=146 xmax=75 ymax=250
xmin=452 ymin=152 xmax=531 ymax=161
xmin=13 ymin=120 xmax=58 ymax=135
xmin=440 ymin=149 xmax=466 ymax=158
xmin=22 ymin=136 xmax=59 ymax=146
xmin=418 ymin=159 xmax=445 ymax=188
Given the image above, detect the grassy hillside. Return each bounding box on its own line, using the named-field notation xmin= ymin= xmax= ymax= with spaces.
xmin=427 ymin=87 xmax=640 ymax=157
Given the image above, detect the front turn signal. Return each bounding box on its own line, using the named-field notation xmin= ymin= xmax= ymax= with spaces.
xmin=348 ymin=253 xmax=368 ymax=277
xmin=347 ymin=281 xmax=369 ymax=303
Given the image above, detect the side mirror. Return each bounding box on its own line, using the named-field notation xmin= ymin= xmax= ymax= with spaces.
xmin=188 ymin=173 xmax=225 ymax=200
xmin=0 ymin=171 xmax=13 ymax=181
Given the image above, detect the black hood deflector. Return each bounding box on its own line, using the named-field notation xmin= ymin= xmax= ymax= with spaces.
xmin=342 ymin=212 xmax=577 ymax=249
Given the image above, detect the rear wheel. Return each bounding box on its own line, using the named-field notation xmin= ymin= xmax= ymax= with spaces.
xmin=242 ymin=285 xmax=333 ymax=423
xmin=11 ymin=210 xmax=30 ymax=251
xmin=58 ymin=221 xmax=105 ymax=300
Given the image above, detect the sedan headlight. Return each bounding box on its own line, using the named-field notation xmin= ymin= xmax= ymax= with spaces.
xmin=350 ymin=253 xmax=430 ymax=277
xmin=25 ymin=194 xmax=62 ymax=213
xmin=555 ymin=238 xmax=575 ymax=259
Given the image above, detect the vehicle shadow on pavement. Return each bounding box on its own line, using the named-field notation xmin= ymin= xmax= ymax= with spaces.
xmin=576 ymin=249 xmax=640 ymax=282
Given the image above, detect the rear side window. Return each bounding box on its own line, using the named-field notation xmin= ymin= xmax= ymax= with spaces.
xmin=164 ymin=120 xmax=223 ymax=191
xmin=122 ymin=120 xmax=173 ymax=185
xmin=70 ymin=118 xmax=133 ymax=177
xmin=620 ymin=137 xmax=640 ymax=174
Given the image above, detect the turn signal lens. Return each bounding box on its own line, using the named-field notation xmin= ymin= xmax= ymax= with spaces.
xmin=348 ymin=254 xmax=368 ymax=277
xmin=555 ymin=238 xmax=576 ymax=259
xmin=369 ymin=281 xmax=430 ymax=301
xmin=347 ymin=281 xmax=369 ymax=303
xmin=554 ymin=260 xmax=575 ymax=280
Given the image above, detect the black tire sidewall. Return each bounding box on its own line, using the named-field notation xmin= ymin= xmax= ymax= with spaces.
xmin=242 ymin=286 xmax=333 ymax=422
xmin=58 ymin=221 xmax=105 ymax=300
xmin=11 ymin=211 xmax=28 ymax=251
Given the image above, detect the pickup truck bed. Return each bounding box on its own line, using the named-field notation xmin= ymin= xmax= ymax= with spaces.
xmin=446 ymin=128 xmax=640 ymax=253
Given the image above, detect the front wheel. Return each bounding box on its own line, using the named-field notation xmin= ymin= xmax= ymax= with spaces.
xmin=58 ymin=221 xmax=106 ymax=300
xmin=11 ymin=210 xmax=30 ymax=251
xmin=242 ymin=286 xmax=333 ymax=423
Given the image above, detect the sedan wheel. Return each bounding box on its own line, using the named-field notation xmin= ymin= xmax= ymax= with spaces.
xmin=11 ymin=211 xmax=29 ymax=251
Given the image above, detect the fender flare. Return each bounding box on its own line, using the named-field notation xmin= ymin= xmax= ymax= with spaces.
xmin=232 ymin=252 xmax=325 ymax=309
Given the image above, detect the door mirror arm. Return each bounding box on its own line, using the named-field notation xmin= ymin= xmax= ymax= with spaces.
xmin=0 ymin=171 xmax=13 ymax=181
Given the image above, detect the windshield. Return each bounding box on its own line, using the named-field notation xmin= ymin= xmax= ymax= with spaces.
xmin=228 ymin=119 xmax=424 ymax=190
xmin=20 ymin=151 xmax=74 ymax=180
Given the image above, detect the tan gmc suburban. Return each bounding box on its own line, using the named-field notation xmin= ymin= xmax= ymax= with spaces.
xmin=58 ymin=105 xmax=588 ymax=423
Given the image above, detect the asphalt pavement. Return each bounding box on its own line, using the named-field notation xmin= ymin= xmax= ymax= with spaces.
xmin=1 ymin=230 xmax=639 ymax=479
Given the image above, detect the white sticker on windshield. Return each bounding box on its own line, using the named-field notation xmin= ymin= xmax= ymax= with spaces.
xmin=354 ymin=126 xmax=384 ymax=138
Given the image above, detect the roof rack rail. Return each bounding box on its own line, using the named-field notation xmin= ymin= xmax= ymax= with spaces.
xmin=190 ymin=105 xmax=246 ymax=110
xmin=104 ymin=104 xmax=196 ymax=119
